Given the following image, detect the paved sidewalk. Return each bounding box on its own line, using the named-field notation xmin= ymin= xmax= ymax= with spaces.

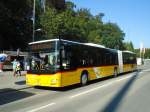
xmin=0 ymin=71 xmax=31 ymax=93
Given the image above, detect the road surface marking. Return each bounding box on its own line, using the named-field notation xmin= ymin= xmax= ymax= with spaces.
xmin=70 ymin=74 xmax=135 ymax=99
xmin=115 ymin=75 xmax=133 ymax=82
xmin=142 ymin=69 xmax=150 ymax=72
xmin=27 ymin=102 xmax=56 ymax=112
xmin=70 ymin=82 xmax=115 ymax=99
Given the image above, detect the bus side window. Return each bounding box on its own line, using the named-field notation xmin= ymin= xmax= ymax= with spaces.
xmin=62 ymin=45 xmax=75 ymax=70
xmin=82 ymin=50 xmax=89 ymax=66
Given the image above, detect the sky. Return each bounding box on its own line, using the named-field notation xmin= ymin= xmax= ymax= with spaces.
xmin=68 ymin=0 xmax=150 ymax=48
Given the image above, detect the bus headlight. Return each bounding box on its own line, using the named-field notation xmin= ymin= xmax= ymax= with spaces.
xmin=51 ymin=79 xmax=57 ymax=84
xmin=27 ymin=66 xmax=30 ymax=70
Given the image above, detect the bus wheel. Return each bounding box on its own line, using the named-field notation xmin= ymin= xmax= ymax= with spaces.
xmin=81 ymin=73 xmax=88 ymax=86
xmin=114 ymin=68 xmax=118 ymax=77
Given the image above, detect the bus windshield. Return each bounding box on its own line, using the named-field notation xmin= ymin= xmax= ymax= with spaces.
xmin=27 ymin=41 xmax=60 ymax=74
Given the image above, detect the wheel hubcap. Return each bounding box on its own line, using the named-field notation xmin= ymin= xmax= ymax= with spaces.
xmin=82 ymin=74 xmax=87 ymax=85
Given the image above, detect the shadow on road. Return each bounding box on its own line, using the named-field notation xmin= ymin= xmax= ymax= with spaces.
xmin=0 ymin=88 xmax=34 ymax=105
xmin=100 ymin=71 xmax=140 ymax=112
xmin=15 ymin=80 xmax=26 ymax=85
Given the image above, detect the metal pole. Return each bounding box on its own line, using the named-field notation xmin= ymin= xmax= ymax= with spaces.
xmin=43 ymin=0 xmax=46 ymax=13
xmin=32 ymin=0 xmax=35 ymax=42
xmin=143 ymin=48 xmax=145 ymax=64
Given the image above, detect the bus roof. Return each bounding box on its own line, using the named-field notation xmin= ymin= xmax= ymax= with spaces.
xmin=84 ymin=43 xmax=105 ymax=48
xmin=123 ymin=50 xmax=136 ymax=54
xmin=29 ymin=39 xmax=59 ymax=45
xmin=29 ymin=39 xmax=107 ymax=49
xmin=29 ymin=39 xmax=119 ymax=52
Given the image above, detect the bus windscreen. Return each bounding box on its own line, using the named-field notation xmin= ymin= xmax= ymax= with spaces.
xmin=27 ymin=41 xmax=60 ymax=74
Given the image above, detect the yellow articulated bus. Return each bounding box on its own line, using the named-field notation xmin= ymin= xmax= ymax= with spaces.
xmin=26 ymin=39 xmax=137 ymax=87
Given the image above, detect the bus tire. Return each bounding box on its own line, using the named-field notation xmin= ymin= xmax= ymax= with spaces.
xmin=114 ymin=68 xmax=118 ymax=77
xmin=80 ymin=72 xmax=88 ymax=86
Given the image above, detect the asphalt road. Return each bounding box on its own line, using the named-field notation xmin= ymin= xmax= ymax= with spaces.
xmin=0 ymin=61 xmax=150 ymax=112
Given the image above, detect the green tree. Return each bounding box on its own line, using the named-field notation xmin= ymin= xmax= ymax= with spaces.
xmin=40 ymin=8 xmax=57 ymax=39
xmin=0 ymin=0 xmax=32 ymax=50
xmin=134 ymin=49 xmax=140 ymax=57
xmin=65 ymin=1 xmax=76 ymax=11
xmin=40 ymin=1 xmax=125 ymax=50
xmin=0 ymin=0 xmax=128 ymax=51
xmin=124 ymin=41 xmax=134 ymax=51
xmin=40 ymin=5 xmax=89 ymax=42
xmin=101 ymin=23 xmax=125 ymax=49
xmin=144 ymin=48 xmax=150 ymax=59
xmin=87 ymin=14 xmax=104 ymax=44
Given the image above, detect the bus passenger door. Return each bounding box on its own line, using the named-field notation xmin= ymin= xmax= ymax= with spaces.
xmin=61 ymin=45 xmax=78 ymax=86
